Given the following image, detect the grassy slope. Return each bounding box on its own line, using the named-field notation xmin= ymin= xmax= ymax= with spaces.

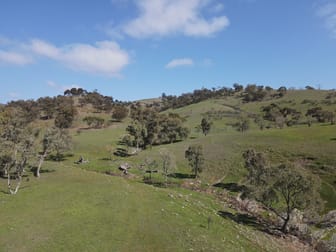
xmin=1 ymin=90 xmax=335 ymax=251
xmin=0 ymin=164 xmax=292 ymax=252
xmin=70 ymin=91 xmax=336 ymax=211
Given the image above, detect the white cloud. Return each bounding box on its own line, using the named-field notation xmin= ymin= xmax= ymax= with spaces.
xmin=30 ymin=40 xmax=130 ymax=76
xmin=0 ymin=36 xmax=130 ymax=75
xmin=0 ymin=50 xmax=33 ymax=65
xmin=0 ymin=36 xmax=12 ymax=46
xmin=46 ymin=80 xmax=81 ymax=92
xmin=30 ymin=39 xmax=60 ymax=58
xmin=8 ymin=92 xmax=20 ymax=99
xmin=122 ymin=0 xmax=229 ymax=38
xmin=62 ymin=84 xmax=81 ymax=92
xmin=166 ymin=58 xmax=194 ymax=68
xmin=317 ymin=2 xmax=336 ymax=37
xmin=46 ymin=80 xmax=57 ymax=88
xmin=211 ymin=3 xmax=225 ymax=13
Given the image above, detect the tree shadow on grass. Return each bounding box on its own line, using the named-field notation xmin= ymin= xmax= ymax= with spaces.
xmin=213 ymin=182 xmax=248 ymax=193
xmin=46 ymin=153 xmax=73 ymax=162
xmin=168 ymin=173 xmax=195 ymax=179
xmin=330 ymin=138 xmax=336 ymax=141
xmin=218 ymin=211 xmax=280 ymax=235
xmin=113 ymin=148 xmax=130 ymax=157
xmin=142 ymin=178 xmax=179 ymax=188
xmin=30 ymin=167 xmax=55 ymax=176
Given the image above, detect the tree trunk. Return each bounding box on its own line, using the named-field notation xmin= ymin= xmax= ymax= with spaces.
xmin=7 ymin=173 xmax=22 ymax=195
xmin=11 ymin=175 xmax=22 ymax=195
xmin=7 ymin=169 xmax=11 ymax=193
xmin=281 ymin=213 xmax=290 ymax=233
xmin=36 ymin=152 xmax=47 ymax=177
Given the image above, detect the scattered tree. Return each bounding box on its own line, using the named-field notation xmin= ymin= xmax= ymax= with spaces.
xmin=159 ymin=149 xmax=175 ymax=184
xmin=234 ymin=117 xmax=250 ymax=133
xmin=242 ymin=149 xmax=323 ymax=233
xmin=144 ymin=157 xmax=158 ymax=182
xmin=201 ymin=118 xmax=211 ymax=136
xmin=36 ymin=127 xmax=71 ymax=177
xmin=112 ymin=105 xmax=129 ymax=121
xmin=185 ymin=145 xmax=204 ymax=178
xmin=233 ymin=83 xmax=244 ymax=92
xmin=55 ymin=97 xmax=77 ymax=129
xmin=83 ymin=116 xmax=105 ymax=128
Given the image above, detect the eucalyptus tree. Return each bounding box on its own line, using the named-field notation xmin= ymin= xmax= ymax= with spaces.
xmin=185 ymin=145 xmax=204 ymax=178
xmin=243 ymin=149 xmax=323 ymax=233
xmin=0 ymin=107 xmax=38 ymax=194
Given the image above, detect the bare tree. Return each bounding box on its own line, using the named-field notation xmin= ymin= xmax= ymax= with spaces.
xmin=159 ymin=149 xmax=175 ymax=184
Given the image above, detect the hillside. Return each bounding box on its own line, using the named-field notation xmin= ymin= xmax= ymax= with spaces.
xmin=0 ymin=164 xmax=311 ymax=251
xmin=1 ymin=88 xmax=336 ymax=251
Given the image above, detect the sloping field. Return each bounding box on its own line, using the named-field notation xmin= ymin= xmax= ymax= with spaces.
xmin=0 ymin=164 xmax=300 ymax=252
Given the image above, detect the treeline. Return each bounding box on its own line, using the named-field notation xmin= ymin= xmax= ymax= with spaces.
xmin=3 ymin=88 xmax=130 ymax=127
xmin=160 ymin=84 xmax=288 ymax=111
xmin=161 ymin=87 xmax=236 ymax=110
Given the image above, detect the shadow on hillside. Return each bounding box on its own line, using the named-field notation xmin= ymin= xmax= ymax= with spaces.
xmin=30 ymin=167 xmax=55 ymax=176
xmin=330 ymin=138 xmax=336 ymax=141
xmin=113 ymin=148 xmax=130 ymax=157
xmin=46 ymin=153 xmax=73 ymax=162
xmin=213 ymin=182 xmax=248 ymax=193
xmin=142 ymin=178 xmax=178 ymax=188
xmin=218 ymin=211 xmax=279 ymax=235
xmin=168 ymin=173 xmax=195 ymax=179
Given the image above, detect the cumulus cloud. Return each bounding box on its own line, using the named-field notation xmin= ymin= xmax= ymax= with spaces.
xmin=166 ymin=58 xmax=194 ymax=68
xmin=47 ymin=80 xmax=81 ymax=92
xmin=317 ymin=2 xmax=336 ymax=37
xmin=0 ymin=50 xmax=33 ymax=65
xmin=30 ymin=40 xmax=130 ymax=76
xmin=0 ymin=36 xmax=130 ymax=75
xmin=8 ymin=92 xmax=20 ymax=99
xmin=121 ymin=0 xmax=229 ymax=38
xmin=211 ymin=3 xmax=225 ymax=13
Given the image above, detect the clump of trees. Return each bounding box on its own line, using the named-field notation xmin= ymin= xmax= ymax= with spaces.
xmin=306 ymin=107 xmax=335 ymax=124
xmin=83 ymin=116 xmax=105 ymax=129
xmin=0 ymin=107 xmax=39 ymax=194
xmin=242 ymin=149 xmax=323 ymax=233
xmin=242 ymin=84 xmax=268 ymax=102
xmin=261 ymin=103 xmax=301 ymax=128
xmin=112 ymin=105 xmax=129 ymax=122
xmin=0 ymin=102 xmax=73 ymax=193
xmin=55 ymin=97 xmax=77 ymax=129
xmin=124 ymin=106 xmax=189 ymax=150
xmin=78 ymin=91 xmax=114 ymax=113
xmin=64 ymin=87 xmax=88 ymax=96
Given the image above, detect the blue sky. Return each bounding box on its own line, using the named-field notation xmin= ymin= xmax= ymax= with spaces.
xmin=0 ymin=0 xmax=336 ymax=103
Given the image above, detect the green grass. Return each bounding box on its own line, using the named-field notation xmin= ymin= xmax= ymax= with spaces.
xmin=0 ymin=164 xmax=290 ymax=251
